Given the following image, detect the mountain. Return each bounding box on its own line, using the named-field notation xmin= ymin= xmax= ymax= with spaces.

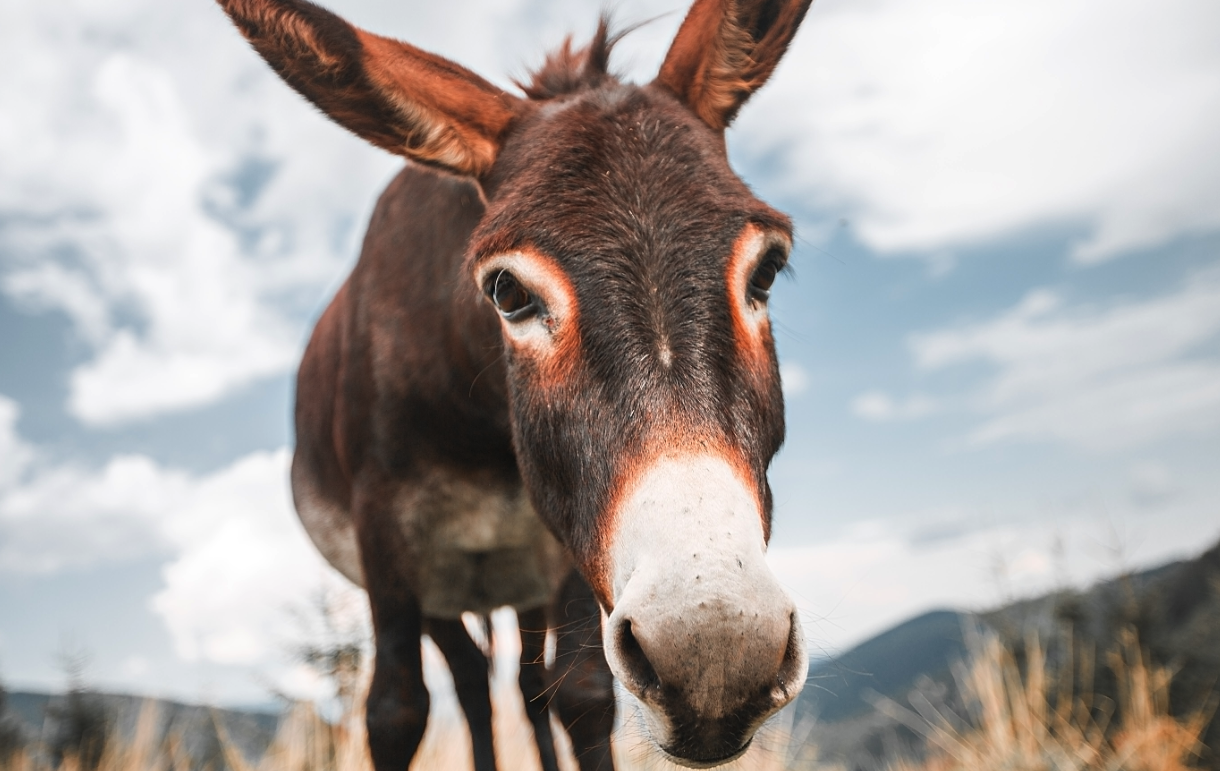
xmin=792 ymin=610 xmax=973 ymax=768
xmin=799 ymin=609 xmax=968 ymax=726
xmin=791 ymin=536 xmax=1220 ymax=770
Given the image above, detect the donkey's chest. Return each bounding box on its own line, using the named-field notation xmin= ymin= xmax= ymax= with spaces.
xmin=395 ymin=472 xmax=568 ymax=619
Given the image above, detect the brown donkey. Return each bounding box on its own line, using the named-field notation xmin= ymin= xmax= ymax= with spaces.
xmin=216 ymin=0 xmax=812 ymax=768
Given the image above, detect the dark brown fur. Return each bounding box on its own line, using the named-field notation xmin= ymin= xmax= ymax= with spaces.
xmin=516 ymin=18 xmax=618 ymax=101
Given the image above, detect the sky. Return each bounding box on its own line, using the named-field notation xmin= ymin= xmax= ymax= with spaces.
xmin=1 ymin=0 xmax=1219 ymax=708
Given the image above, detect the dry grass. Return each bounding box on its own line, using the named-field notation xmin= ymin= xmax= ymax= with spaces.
xmin=3 ymin=626 xmax=1209 ymax=771
xmin=880 ymin=628 xmax=1211 ymax=771
xmin=3 ymin=701 xmax=195 ymax=771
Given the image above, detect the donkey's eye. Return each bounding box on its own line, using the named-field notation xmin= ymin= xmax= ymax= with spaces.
xmin=748 ymin=248 xmax=786 ymax=303
xmin=486 ymin=270 xmax=538 ymax=321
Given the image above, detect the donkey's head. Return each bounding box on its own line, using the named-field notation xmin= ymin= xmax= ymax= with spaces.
xmin=219 ymin=0 xmax=811 ymax=764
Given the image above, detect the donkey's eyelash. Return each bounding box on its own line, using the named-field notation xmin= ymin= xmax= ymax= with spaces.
xmin=766 ymin=249 xmax=795 ymax=279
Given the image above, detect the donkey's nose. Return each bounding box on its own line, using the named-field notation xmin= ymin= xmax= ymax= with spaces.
xmin=610 ymin=606 xmax=805 ymax=706
xmin=605 ymin=586 xmax=806 ymax=766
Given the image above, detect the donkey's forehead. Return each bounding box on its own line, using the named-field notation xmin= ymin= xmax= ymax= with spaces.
xmin=471 ymin=83 xmax=791 ymax=264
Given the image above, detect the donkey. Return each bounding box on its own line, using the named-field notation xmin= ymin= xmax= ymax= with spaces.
xmin=216 ymin=0 xmax=813 ymax=768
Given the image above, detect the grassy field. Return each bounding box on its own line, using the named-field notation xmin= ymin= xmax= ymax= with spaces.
xmin=2 ymin=625 xmax=1210 ymax=771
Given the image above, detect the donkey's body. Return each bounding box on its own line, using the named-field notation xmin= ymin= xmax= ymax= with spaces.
xmin=293 ymin=168 xmax=565 ymax=614
xmin=217 ymin=1 xmax=814 ymax=769
xmin=293 ymin=168 xmax=587 ymax=771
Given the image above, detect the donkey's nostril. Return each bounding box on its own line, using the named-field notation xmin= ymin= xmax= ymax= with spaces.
xmin=772 ymin=612 xmax=808 ymax=705
xmin=616 ymin=619 xmax=661 ymax=695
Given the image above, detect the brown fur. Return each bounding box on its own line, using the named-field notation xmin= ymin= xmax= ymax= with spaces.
xmin=516 ymin=17 xmax=618 ymax=101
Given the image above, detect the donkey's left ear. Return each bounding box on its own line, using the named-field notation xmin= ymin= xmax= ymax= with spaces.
xmin=217 ymin=0 xmax=521 ymax=177
xmin=655 ymin=0 xmax=812 ymax=131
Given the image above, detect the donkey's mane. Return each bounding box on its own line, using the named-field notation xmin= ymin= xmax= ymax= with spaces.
xmin=517 ymin=16 xmax=621 ymax=100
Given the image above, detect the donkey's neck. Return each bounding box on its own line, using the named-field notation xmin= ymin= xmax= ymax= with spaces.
xmin=348 ymin=163 xmax=515 ymax=476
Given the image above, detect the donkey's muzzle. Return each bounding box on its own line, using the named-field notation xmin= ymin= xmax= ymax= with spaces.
xmin=601 ymin=454 xmax=808 ymax=767
xmin=607 ymin=604 xmax=805 ymax=766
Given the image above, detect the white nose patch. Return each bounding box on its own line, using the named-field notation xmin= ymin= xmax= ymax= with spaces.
xmin=606 ymin=454 xmax=768 ymax=610
xmin=602 ymin=453 xmax=806 ymax=745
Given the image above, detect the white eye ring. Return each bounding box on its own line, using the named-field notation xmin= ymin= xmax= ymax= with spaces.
xmin=730 ymin=228 xmax=790 ymax=326
xmin=475 ymin=251 xmax=577 ymax=349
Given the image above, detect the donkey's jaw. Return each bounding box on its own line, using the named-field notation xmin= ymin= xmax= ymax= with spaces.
xmin=602 ymin=454 xmax=808 ymax=764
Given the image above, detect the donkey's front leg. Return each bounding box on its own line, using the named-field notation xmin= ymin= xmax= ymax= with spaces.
xmin=365 ymin=600 xmax=428 ymax=771
xmin=426 ymin=616 xmax=496 ymax=771
xmin=358 ymin=506 xmax=429 ymax=771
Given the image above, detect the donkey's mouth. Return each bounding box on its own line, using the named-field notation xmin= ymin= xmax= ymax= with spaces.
xmin=659 ymin=738 xmax=753 ymax=769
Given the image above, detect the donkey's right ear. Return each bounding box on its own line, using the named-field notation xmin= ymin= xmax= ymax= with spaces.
xmin=656 ymin=0 xmax=812 ymax=131
xmin=218 ymin=0 xmax=521 ymax=177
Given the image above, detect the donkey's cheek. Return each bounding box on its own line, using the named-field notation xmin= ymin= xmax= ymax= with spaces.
xmin=502 ymin=329 xmax=583 ymax=387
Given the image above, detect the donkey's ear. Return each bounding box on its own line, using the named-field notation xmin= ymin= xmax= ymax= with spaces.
xmin=655 ymin=0 xmax=812 ymax=131
xmin=218 ymin=0 xmax=520 ymax=177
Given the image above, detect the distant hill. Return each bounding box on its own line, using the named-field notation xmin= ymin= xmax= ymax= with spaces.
xmin=799 ymin=609 xmax=968 ymax=725
xmin=792 ymin=536 xmax=1220 ymax=770
xmin=792 ymin=610 xmax=973 ymax=767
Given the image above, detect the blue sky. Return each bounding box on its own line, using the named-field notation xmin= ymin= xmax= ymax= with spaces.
xmin=1 ymin=0 xmax=1218 ymax=706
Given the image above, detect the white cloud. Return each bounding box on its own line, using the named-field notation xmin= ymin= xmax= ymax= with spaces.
xmin=910 ymin=269 xmax=1220 ymax=450
xmin=120 ymin=655 xmax=150 ymax=678
xmin=0 ymin=1 xmax=399 ymax=425
xmin=850 ymin=390 xmax=937 ymax=422
xmin=0 ymin=453 xmax=187 ymax=574
xmin=1128 ymin=461 xmax=1179 ymax=507
xmin=781 ymin=361 xmax=810 ymax=397
xmin=0 ymin=395 xmax=187 ymax=572
xmin=0 ymin=396 xmax=34 ymax=489
xmin=741 ymin=0 xmax=1220 ymax=263
xmin=150 ymin=449 xmax=340 ymax=666
xmin=0 ymin=391 xmax=352 ymax=694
